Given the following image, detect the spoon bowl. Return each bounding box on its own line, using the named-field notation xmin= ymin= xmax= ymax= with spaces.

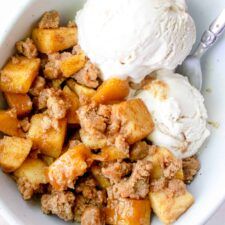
xmin=176 ymin=9 xmax=225 ymax=90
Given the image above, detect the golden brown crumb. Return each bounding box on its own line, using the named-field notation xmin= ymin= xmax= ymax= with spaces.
xmin=44 ymin=53 xmax=71 ymax=79
xmin=47 ymin=92 xmax=69 ymax=119
xmin=111 ymin=159 xmax=152 ymax=199
xmin=16 ymin=38 xmax=38 ymax=59
xmin=166 ymin=179 xmax=186 ymax=198
xmin=77 ymin=103 xmax=130 ymax=153
xmin=77 ymin=103 xmax=111 ymax=142
xmin=41 ymin=191 xmax=75 ymax=221
xmin=17 ymin=177 xmax=42 ymax=200
xmin=163 ymin=155 xmax=182 ymax=179
xmin=35 ymin=90 xmax=48 ymax=110
xmin=75 ymin=178 xmax=106 ymax=205
xmin=101 ymin=162 xmax=132 ymax=184
xmin=38 ymin=88 xmax=70 ymax=119
xmin=72 ymin=61 xmax=100 ymax=88
xmin=182 ymin=156 xmax=200 ymax=183
xmin=150 ymin=178 xmax=186 ymax=198
xmin=39 ymin=114 xmax=61 ymax=131
xmin=113 ymin=135 xmax=129 ymax=156
xmin=74 ymin=178 xmax=107 ymax=222
xmin=38 ymin=10 xmax=60 ymax=29
xmin=40 ymin=115 xmax=52 ymax=131
xmin=150 ymin=178 xmax=168 ymax=192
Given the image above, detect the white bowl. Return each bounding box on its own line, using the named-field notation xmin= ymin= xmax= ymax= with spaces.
xmin=0 ymin=0 xmax=224 ymax=225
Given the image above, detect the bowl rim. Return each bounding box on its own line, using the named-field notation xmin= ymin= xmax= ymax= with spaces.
xmin=0 ymin=1 xmax=224 ymax=225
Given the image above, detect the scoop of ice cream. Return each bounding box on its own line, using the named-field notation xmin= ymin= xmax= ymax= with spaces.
xmin=135 ymin=70 xmax=210 ymax=158
xmin=76 ymin=0 xmax=196 ymax=83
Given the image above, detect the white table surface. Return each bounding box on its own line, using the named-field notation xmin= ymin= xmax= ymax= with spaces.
xmin=0 ymin=1 xmax=224 ymax=225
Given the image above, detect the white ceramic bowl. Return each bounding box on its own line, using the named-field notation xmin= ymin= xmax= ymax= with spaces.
xmin=0 ymin=0 xmax=224 ymax=225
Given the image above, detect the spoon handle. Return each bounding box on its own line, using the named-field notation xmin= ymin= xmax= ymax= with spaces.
xmin=193 ymin=9 xmax=225 ymax=58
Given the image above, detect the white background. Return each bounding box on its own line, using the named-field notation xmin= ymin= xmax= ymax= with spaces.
xmin=0 ymin=0 xmax=224 ymax=225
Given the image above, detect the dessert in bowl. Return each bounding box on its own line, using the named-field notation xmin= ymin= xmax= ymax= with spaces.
xmin=0 ymin=0 xmax=224 ymax=225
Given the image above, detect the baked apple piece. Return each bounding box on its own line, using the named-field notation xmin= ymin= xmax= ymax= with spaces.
xmin=4 ymin=93 xmax=32 ymax=117
xmin=0 ymin=57 xmax=40 ymax=94
xmin=32 ymin=27 xmax=77 ymax=54
xmin=60 ymin=53 xmax=86 ymax=77
xmin=99 ymin=146 xmax=128 ymax=161
xmin=14 ymin=158 xmax=48 ymax=184
xmin=149 ymin=179 xmax=194 ymax=225
xmin=14 ymin=158 xmax=48 ymax=200
xmin=92 ymin=78 xmax=130 ymax=104
xmin=105 ymin=198 xmax=151 ymax=225
xmin=48 ymin=144 xmax=92 ymax=191
xmin=0 ymin=110 xmax=21 ymax=136
xmin=27 ymin=113 xmax=67 ymax=158
xmin=0 ymin=136 xmax=32 ymax=172
xmin=112 ymin=99 xmax=154 ymax=144
xmin=63 ymin=86 xmax=80 ymax=124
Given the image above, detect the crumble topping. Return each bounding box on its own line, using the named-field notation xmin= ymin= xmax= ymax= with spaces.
xmin=38 ymin=10 xmax=60 ymax=29
xmin=16 ymin=38 xmax=38 ymax=59
xmin=182 ymin=156 xmax=200 ymax=183
xmin=41 ymin=191 xmax=75 ymax=221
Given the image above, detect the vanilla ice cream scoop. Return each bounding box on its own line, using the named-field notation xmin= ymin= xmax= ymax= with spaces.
xmin=76 ymin=0 xmax=196 ymax=82
xmin=135 ymin=70 xmax=210 ymax=159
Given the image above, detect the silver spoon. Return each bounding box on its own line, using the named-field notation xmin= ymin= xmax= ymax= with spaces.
xmin=176 ymin=9 xmax=225 ymax=91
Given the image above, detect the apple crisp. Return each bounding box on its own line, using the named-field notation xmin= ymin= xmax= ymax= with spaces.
xmin=0 ymin=10 xmax=200 ymax=225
